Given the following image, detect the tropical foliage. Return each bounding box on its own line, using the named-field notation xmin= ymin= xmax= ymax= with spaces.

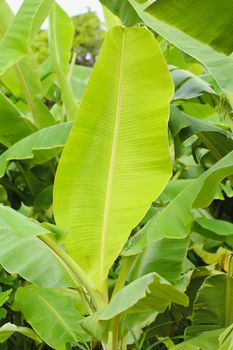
xmin=0 ymin=0 xmax=232 ymax=349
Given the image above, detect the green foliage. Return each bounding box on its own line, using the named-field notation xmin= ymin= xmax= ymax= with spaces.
xmin=0 ymin=1 xmax=232 ymax=349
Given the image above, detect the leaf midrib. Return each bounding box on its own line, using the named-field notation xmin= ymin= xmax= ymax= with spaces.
xmin=99 ymin=31 xmax=125 ymax=280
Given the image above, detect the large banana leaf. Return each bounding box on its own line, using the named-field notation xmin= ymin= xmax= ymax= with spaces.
xmin=147 ymin=0 xmax=233 ymax=55
xmin=0 ymin=122 xmax=72 ymax=178
xmin=128 ymin=0 xmax=233 ymax=93
xmin=0 ymin=204 xmax=75 ymax=287
xmin=80 ymin=272 xmax=188 ymax=341
xmin=54 ymin=26 xmax=173 ymax=292
xmin=0 ymin=0 xmax=52 ymax=74
xmin=124 ymin=150 xmax=233 ymax=255
xmin=15 ymin=286 xmax=90 ymax=349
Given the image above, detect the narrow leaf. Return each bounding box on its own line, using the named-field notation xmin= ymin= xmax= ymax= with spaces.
xmin=0 ymin=0 xmax=55 ymax=127
xmin=49 ymin=2 xmax=78 ymax=120
xmin=0 ymin=0 xmax=52 ymax=74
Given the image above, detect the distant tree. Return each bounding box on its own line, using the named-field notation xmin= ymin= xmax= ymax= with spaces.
xmin=31 ymin=29 xmax=49 ymax=64
xmin=72 ymin=11 xmax=105 ymax=66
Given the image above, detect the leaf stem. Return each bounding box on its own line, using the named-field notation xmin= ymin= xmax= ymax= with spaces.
xmin=112 ymin=314 xmax=121 ymax=350
xmin=108 ymin=256 xmax=135 ymax=349
xmin=112 ymin=256 xmax=135 ymax=297
xmin=38 ymin=234 xmax=105 ymax=310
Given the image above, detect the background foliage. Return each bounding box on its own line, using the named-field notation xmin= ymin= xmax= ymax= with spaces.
xmin=0 ymin=1 xmax=233 ymax=350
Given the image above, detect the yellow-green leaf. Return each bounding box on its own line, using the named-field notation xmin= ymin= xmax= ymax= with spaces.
xmin=54 ymin=26 xmax=173 ymax=292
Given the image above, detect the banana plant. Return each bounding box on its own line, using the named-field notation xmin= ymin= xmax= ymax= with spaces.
xmin=0 ymin=23 xmax=191 ymax=349
xmin=0 ymin=1 xmax=233 ymax=349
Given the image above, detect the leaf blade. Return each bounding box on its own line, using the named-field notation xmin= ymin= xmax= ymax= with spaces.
xmin=54 ymin=26 xmax=173 ymax=292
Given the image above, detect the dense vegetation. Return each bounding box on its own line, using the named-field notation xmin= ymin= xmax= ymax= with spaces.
xmin=0 ymin=1 xmax=233 ymax=349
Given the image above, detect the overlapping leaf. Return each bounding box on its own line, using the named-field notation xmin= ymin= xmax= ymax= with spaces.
xmin=0 ymin=0 xmax=52 ymax=74
xmin=0 ymin=0 xmax=54 ymax=127
xmin=100 ymin=0 xmax=139 ymax=26
xmin=80 ymin=273 xmax=188 ymax=341
xmin=128 ymin=0 xmax=233 ymax=92
xmin=170 ymin=106 xmax=233 ymax=159
xmin=128 ymin=237 xmax=190 ymax=285
xmin=170 ymin=66 xmax=215 ymax=100
xmin=124 ymin=150 xmax=233 ymax=255
xmin=0 ymin=122 xmax=72 ymax=178
xmin=185 ymin=274 xmax=233 ymax=337
xmin=170 ymin=329 xmax=223 ymax=350
xmin=0 ymin=205 xmax=75 ymax=287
